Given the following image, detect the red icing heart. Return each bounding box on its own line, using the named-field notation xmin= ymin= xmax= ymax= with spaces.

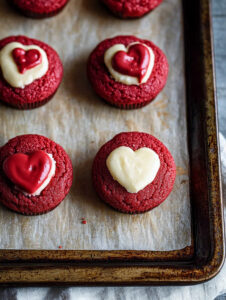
xmin=3 ymin=151 xmax=52 ymax=194
xmin=112 ymin=43 xmax=150 ymax=83
xmin=12 ymin=48 xmax=42 ymax=74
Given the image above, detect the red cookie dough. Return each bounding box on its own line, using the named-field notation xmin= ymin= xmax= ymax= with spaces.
xmin=9 ymin=0 xmax=69 ymax=18
xmin=0 ymin=35 xmax=63 ymax=109
xmin=0 ymin=134 xmax=73 ymax=215
xmin=92 ymin=132 xmax=176 ymax=214
xmin=87 ymin=35 xmax=168 ymax=109
xmin=101 ymin=0 xmax=163 ymax=18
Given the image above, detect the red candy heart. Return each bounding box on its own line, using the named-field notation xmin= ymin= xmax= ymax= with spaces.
xmin=12 ymin=48 xmax=42 ymax=74
xmin=3 ymin=151 xmax=52 ymax=194
xmin=112 ymin=43 xmax=150 ymax=83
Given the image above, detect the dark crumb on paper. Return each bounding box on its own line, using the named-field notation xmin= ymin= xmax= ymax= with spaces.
xmin=180 ymin=180 xmax=187 ymax=184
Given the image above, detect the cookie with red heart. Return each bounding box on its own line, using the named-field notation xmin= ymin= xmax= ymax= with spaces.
xmin=12 ymin=48 xmax=42 ymax=74
xmin=0 ymin=35 xmax=63 ymax=109
xmin=9 ymin=0 xmax=69 ymax=19
xmin=0 ymin=134 xmax=73 ymax=215
xmin=87 ymin=35 xmax=168 ymax=109
xmin=101 ymin=0 xmax=163 ymax=19
xmin=92 ymin=132 xmax=176 ymax=214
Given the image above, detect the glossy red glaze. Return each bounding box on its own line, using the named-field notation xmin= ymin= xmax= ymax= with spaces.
xmin=112 ymin=43 xmax=150 ymax=83
xmin=12 ymin=47 xmax=42 ymax=74
xmin=3 ymin=150 xmax=52 ymax=194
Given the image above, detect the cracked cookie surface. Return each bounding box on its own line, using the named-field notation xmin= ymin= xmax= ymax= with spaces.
xmin=0 ymin=35 xmax=63 ymax=109
xmin=0 ymin=134 xmax=73 ymax=215
xmin=9 ymin=0 xmax=69 ymax=18
xmin=92 ymin=132 xmax=176 ymax=214
xmin=101 ymin=0 xmax=163 ymax=18
xmin=87 ymin=35 xmax=168 ymax=109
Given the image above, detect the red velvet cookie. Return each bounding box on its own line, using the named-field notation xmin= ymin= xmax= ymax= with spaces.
xmin=101 ymin=0 xmax=163 ymax=18
xmin=0 ymin=35 xmax=63 ymax=109
xmin=92 ymin=132 xmax=176 ymax=214
xmin=0 ymin=134 xmax=73 ymax=215
xmin=87 ymin=36 xmax=168 ymax=109
xmin=9 ymin=0 xmax=69 ymax=18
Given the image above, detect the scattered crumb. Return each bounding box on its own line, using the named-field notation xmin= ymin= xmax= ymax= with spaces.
xmin=180 ymin=180 xmax=187 ymax=184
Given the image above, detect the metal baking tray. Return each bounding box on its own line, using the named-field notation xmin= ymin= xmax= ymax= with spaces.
xmin=0 ymin=0 xmax=224 ymax=285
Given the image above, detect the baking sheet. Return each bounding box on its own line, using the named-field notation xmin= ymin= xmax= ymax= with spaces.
xmin=0 ymin=0 xmax=190 ymax=250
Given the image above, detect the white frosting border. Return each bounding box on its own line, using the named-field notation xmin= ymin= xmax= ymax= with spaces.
xmin=0 ymin=42 xmax=49 ymax=88
xmin=21 ymin=153 xmax=56 ymax=197
xmin=104 ymin=42 xmax=155 ymax=86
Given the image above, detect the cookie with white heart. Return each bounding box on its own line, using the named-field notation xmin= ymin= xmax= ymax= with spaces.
xmin=87 ymin=35 xmax=168 ymax=109
xmin=101 ymin=0 xmax=163 ymax=19
xmin=8 ymin=0 xmax=69 ymax=19
xmin=0 ymin=134 xmax=73 ymax=215
xmin=92 ymin=132 xmax=176 ymax=214
xmin=0 ymin=35 xmax=63 ymax=109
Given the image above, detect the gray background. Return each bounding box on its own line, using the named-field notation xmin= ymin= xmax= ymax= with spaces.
xmin=213 ymin=0 xmax=226 ymax=136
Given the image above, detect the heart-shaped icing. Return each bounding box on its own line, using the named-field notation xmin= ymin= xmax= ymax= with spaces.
xmin=104 ymin=42 xmax=155 ymax=85
xmin=112 ymin=43 xmax=150 ymax=83
xmin=3 ymin=151 xmax=52 ymax=194
xmin=12 ymin=48 xmax=42 ymax=74
xmin=0 ymin=42 xmax=49 ymax=88
xmin=106 ymin=146 xmax=160 ymax=193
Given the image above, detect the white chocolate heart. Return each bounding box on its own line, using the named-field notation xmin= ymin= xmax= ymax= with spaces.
xmin=104 ymin=42 xmax=155 ymax=85
xmin=0 ymin=42 xmax=49 ymax=88
xmin=106 ymin=146 xmax=160 ymax=193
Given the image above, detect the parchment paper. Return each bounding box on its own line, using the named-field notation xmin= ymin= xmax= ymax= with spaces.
xmin=0 ymin=0 xmax=190 ymax=250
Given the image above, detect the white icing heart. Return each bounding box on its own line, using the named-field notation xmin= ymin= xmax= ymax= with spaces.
xmin=106 ymin=146 xmax=160 ymax=193
xmin=0 ymin=42 xmax=48 ymax=88
xmin=104 ymin=42 xmax=155 ymax=85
